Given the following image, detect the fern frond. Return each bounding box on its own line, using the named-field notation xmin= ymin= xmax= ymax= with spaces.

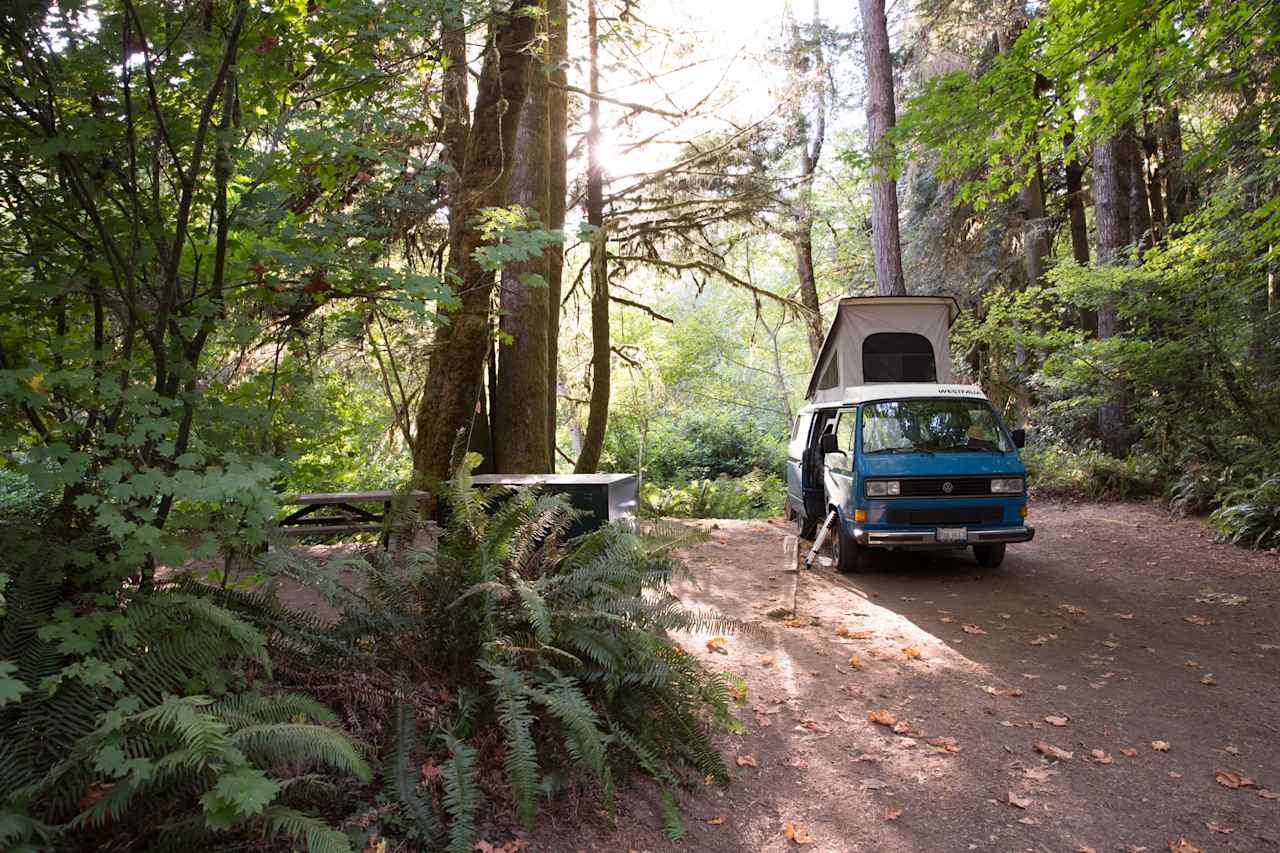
xmin=440 ymin=734 xmax=479 ymax=853
xmin=260 ymin=805 xmax=353 ymax=853
xmin=231 ymin=724 xmax=371 ymax=782
xmin=487 ymin=664 xmax=540 ymax=829
xmin=384 ymin=701 xmax=440 ymax=842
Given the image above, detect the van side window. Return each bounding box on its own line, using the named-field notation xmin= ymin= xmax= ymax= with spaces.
xmin=788 ymin=413 xmax=812 ymax=460
xmin=835 ymin=410 xmax=856 ymax=454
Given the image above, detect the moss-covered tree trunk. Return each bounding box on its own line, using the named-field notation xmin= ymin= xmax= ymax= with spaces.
xmin=1092 ymin=133 xmax=1132 ymax=457
xmin=546 ymin=0 xmax=569 ymax=470
xmin=858 ymin=0 xmax=906 ymax=296
xmin=413 ymin=2 xmax=540 ymax=482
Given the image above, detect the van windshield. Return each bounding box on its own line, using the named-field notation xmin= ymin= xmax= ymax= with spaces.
xmin=860 ymin=398 xmax=1011 ymax=454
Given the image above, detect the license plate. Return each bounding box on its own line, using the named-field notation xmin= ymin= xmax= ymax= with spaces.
xmin=936 ymin=527 xmax=968 ymax=544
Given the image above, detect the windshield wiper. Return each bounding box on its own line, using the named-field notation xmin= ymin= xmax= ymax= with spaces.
xmin=935 ymin=444 xmax=988 ymax=453
xmin=867 ymin=445 xmax=934 ymax=456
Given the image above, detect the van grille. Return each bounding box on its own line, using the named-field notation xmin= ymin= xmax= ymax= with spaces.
xmin=898 ymin=477 xmax=992 ymax=498
xmin=886 ymin=506 xmax=1002 ymax=526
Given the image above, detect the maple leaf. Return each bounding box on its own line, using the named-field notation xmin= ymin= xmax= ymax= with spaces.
xmin=783 ymin=820 xmax=815 ymax=845
xmin=868 ymin=709 xmax=897 ymax=726
xmin=736 ymin=754 xmax=758 ymax=768
xmin=962 ymin=624 xmax=987 ymax=635
xmin=760 ymin=655 xmax=775 ymax=667
xmin=901 ymin=646 xmax=921 ymax=659
xmin=1151 ymin=740 xmax=1171 ymax=752
xmin=1214 ymin=769 xmax=1255 ymax=789
xmin=1120 ymin=747 xmax=1138 ymax=757
xmin=1182 ymin=615 xmax=1213 ymax=626
xmin=706 ymin=636 xmax=729 ymax=654
xmin=848 ymin=654 xmax=864 ymax=670
xmin=1034 ymin=740 xmax=1073 ymax=760
xmin=1044 ymin=715 xmax=1069 ymax=727
xmin=1200 ymin=673 xmax=1216 ymax=685
xmin=1090 ymin=749 xmax=1114 ymax=765
xmin=884 ymin=807 xmax=903 ymax=821
xmin=1007 ymin=791 xmax=1033 ymax=809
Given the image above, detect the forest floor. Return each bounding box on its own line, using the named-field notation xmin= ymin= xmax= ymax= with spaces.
xmin=513 ymin=500 xmax=1280 ymax=853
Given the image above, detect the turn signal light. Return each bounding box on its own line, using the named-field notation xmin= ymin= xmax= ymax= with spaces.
xmin=1019 ymin=504 xmax=1029 ymax=519
xmin=854 ymin=509 xmax=867 ymax=522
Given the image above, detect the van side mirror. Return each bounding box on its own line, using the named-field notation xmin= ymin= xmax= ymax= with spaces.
xmin=1011 ymin=428 xmax=1026 ymax=449
xmin=819 ymin=432 xmax=839 ymax=454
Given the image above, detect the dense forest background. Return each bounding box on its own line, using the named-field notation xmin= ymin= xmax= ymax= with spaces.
xmin=0 ymin=0 xmax=1276 ymax=850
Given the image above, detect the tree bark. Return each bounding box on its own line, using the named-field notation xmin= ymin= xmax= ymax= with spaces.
xmin=1092 ymin=133 xmax=1132 ymax=457
xmin=494 ymin=2 xmax=551 ymax=473
xmin=1018 ymin=154 xmax=1050 ymax=287
xmin=412 ymin=1 xmax=540 ymax=483
xmin=575 ymin=0 xmax=609 ymax=474
xmin=791 ymin=1 xmax=827 ymax=358
xmin=442 ymin=0 xmax=470 ymax=259
xmin=1160 ymin=106 xmax=1187 ymax=229
xmin=857 ymin=0 xmax=906 ymax=296
xmin=1126 ymin=128 xmax=1153 ymax=253
xmin=1142 ymin=126 xmax=1165 ymax=243
xmin=546 ymin=0 xmax=568 ymax=470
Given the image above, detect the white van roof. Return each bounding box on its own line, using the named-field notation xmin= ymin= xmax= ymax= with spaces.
xmin=805 ymin=296 xmax=960 ymax=403
xmin=801 ymin=383 xmax=989 ymax=412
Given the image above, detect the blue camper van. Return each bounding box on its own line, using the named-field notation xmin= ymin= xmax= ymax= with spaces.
xmin=784 ymin=296 xmax=1034 ymax=572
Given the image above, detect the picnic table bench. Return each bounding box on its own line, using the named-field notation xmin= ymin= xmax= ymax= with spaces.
xmin=277 ymin=474 xmax=638 ymax=539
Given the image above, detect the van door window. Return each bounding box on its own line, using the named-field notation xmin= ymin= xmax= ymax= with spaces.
xmin=788 ymin=413 xmax=812 ymax=460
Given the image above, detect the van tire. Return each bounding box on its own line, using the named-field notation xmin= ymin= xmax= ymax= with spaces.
xmin=791 ymin=500 xmax=817 ymax=539
xmin=973 ymin=543 xmax=1006 ymax=568
xmin=831 ymin=517 xmax=867 ymax=573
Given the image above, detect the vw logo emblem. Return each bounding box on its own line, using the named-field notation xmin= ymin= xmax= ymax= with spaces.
xmin=942 ymin=481 xmax=954 ymax=494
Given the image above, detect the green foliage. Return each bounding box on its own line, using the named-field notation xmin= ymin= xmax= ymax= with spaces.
xmin=1022 ymin=445 xmax=1161 ymax=502
xmin=1211 ymin=474 xmax=1280 ymax=550
xmin=606 ymin=410 xmax=786 ymax=481
xmin=641 ymin=470 xmax=785 ymax=519
xmin=266 ymin=456 xmax=737 ymax=850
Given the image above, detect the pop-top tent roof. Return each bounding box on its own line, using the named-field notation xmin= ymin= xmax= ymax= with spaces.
xmin=804 ymin=295 xmax=960 ymax=404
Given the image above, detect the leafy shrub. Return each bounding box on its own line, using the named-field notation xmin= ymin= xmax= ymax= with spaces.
xmin=605 ymin=412 xmax=786 ymax=482
xmin=1210 ymin=473 xmax=1280 ymax=549
xmin=256 ymin=457 xmax=738 ymax=850
xmin=0 ymin=548 xmax=367 ymax=852
xmin=1022 ymin=444 xmax=1162 ymax=501
xmin=640 ymin=470 xmax=785 ymax=519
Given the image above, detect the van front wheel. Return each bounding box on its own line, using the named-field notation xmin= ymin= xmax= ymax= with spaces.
xmin=831 ymin=519 xmax=867 ymax=573
xmin=973 ymin=543 xmax=1006 ymax=568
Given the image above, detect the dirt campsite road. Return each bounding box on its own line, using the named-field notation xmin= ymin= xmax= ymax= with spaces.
xmin=526 ymin=501 xmax=1280 ymax=853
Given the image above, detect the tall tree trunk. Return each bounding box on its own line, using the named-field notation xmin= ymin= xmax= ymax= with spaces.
xmin=857 ymin=0 xmax=906 ymax=296
xmin=1161 ymin=107 xmax=1187 ymax=229
xmin=1092 ymin=133 xmax=1132 ymax=457
xmin=791 ymin=0 xmax=827 ymax=358
xmin=1126 ymin=128 xmax=1153 ymax=253
xmin=1142 ymin=126 xmax=1165 ymax=243
xmin=412 ymin=1 xmax=540 ymax=483
xmin=546 ymin=0 xmax=568 ymax=470
xmin=442 ymin=0 xmax=470 ymax=261
xmin=1063 ymin=133 xmax=1095 ymax=333
xmin=494 ymin=2 xmax=551 ymax=473
xmin=1018 ymin=154 xmax=1051 ymax=287
xmin=575 ymin=0 xmax=609 ymax=474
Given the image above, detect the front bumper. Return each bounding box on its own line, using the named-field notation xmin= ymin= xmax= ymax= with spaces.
xmin=851 ymin=525 xmax=1036 ymax=548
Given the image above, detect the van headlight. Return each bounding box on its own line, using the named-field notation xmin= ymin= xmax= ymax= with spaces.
xmin=866 ymin=480 xmax=900 ymax=497
xmin=991 ymin=478 xmax=1024 ymax=494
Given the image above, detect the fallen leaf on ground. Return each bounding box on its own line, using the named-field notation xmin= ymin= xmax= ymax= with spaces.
xmin=706 ymin=815 xmax=726 ymax=826
xmin=1200 ymin=673 xmax=1216 ymax=685
xmin=1113 ymin=612 xmax=1135 ymax=619
xmin=1151 ymin=740 xmax=1171 ymax=752
xmin=736 ymin=754 xmax=758 ymax=768
xmin=1257 ymin=789 xmax=1280 ymax=799
xmin=835 ymin=625 xmax=850 ymax=637
xmin=1030 ymin=636 xmax=1050 ymax=646
xmin=1090 ymin=749 xmax=1114 ymax=764
xmin=1205 ymin=821 xmax=1233 ymax=834
xmin=901 ymin=646 xmax=921 ymax=659
xmin=1060 ymin=604 xmax=1087 ymax=615
xmin=860 ymin=778 xmax=888 ymax=791
xmin=1018 ymin=816 xmax=1040 ymax=826
xmin=760 ymin=655 xmax=775 ymax=667
xmin=868 ymin=709 xmax=897 ymax=727
xmin=1223 ymin=744 xmax=1240 ymax=755
xmin=928 ymin=736 xmax=961 ymax=753
xmin=1120 ymin=747 xmax=1139 ymax=757
xmin=999 ymin=612 xmax=1012 ymax=619
xmin=1045 ymin=715 xmax=1069 ymax=727
xmin=891 ymin=720 xmax=914 ymax=735
xmin=963 ymin=624 xmax=987 ymax=635
xmin=848 ymin=654 xmax=864 ymax=670
xmin=1167 ymin=838 xmax=1202 ymax=853
xmin=754 ymin=712 xmax=772 ymax=728
xmin=706 ymin=636 xmax=729 ymax=654
xmin=939 ymin=616 xmax=954 ymax=624
xmin=1005 ymin=687 xmax=1025 ymax=697
xmin=1195 ymin=590 xmax=1248 ymax=606
xmin=783 ymin=820 xmax=815 ymax=845
xmin=1215 ymin=769 xmax=1255 ymax=788
xmin=884 ymin=807 xmax=903 ymax=821
xmin=1024 ymin=767 xmax=1054 ymax=782
xmin=1184 ymin=660 xmax=1201 ymax=668
xmin=1007 ymin=791 xmax=1033 ymax=809
xmin=1183 ymin=615 xmax=1213 ymax=626
xmin=848 ymin=630 xmax=874 ymax=639
xmin=1034 ymin=740 xmax=1073 ymax=760
xmin=783 ymin=616 xmax=808 ymax=628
